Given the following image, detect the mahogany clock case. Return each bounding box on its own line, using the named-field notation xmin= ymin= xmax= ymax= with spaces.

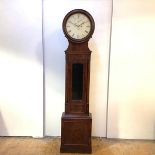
xmin=61 ymin=9 xmax=95 ymax=153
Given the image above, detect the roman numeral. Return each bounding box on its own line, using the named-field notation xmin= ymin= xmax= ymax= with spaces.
xmin=72 ymin=33 xmax=75 ymax=37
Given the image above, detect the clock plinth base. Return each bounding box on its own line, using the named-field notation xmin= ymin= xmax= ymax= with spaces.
xmin=60 ymin=112 xmax=92 ymax=153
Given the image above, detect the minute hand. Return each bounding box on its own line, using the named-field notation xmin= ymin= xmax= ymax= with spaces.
xmin=78 ymin=21 xmax=86 ymax=27
xmin=68 ymin=21 xmax=78 ymax=27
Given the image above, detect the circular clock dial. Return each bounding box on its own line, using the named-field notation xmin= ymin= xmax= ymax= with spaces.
xmin=66 ymin=13 xmax=91 ymax=40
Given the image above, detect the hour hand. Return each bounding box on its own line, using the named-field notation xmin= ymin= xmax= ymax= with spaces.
xmin=68 ymin=21 xmax=78 ymax=27
xmin=78 ymin=22 xmax=85 ymax=27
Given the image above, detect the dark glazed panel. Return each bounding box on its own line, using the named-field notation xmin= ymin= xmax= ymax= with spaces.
xmin=72 ymin=63 xmax=83 ymax=100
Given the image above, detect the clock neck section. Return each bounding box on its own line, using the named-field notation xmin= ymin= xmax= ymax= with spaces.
xmin=66 ymin=41 xmax=91 ymax=54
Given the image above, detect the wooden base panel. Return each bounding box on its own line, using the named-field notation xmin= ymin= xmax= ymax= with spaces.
xmin=60 ymin=112 xmax=92 ymax=153
xmin=60 ymin=145 xmax=91 ymax=153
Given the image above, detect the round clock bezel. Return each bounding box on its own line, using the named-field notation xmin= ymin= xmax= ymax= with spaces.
xmin=63 ymin=9 xmax=95 ymax=43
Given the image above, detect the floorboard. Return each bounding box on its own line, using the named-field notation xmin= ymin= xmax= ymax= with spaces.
xmin=0 ymin=137 xmax=154 ymax=155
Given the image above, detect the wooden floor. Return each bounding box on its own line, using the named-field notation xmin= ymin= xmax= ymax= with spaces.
xmin=0 ymin=137 xmax=154 ymax=155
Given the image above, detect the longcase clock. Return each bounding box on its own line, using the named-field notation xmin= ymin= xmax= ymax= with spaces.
xmin=60 ymin=9 xmax=95 ymax=153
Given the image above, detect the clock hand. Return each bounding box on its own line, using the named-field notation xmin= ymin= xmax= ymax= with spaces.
xmin=68 ymin=21 xmax=78 ymax=27
xmin=78 ymin=21 xmax=86 ymax=27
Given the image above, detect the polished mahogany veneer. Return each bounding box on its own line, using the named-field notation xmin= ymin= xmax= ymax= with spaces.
xmin=60 ymin=9 xmax=95 ymax=153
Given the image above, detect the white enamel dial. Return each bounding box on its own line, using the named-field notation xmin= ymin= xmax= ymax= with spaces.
xmin=66 ymin=13 xmax=91 ymax=40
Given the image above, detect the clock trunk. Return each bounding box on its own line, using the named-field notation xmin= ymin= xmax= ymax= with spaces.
xmin=60 ymin=42 xmax=92 ymax=153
